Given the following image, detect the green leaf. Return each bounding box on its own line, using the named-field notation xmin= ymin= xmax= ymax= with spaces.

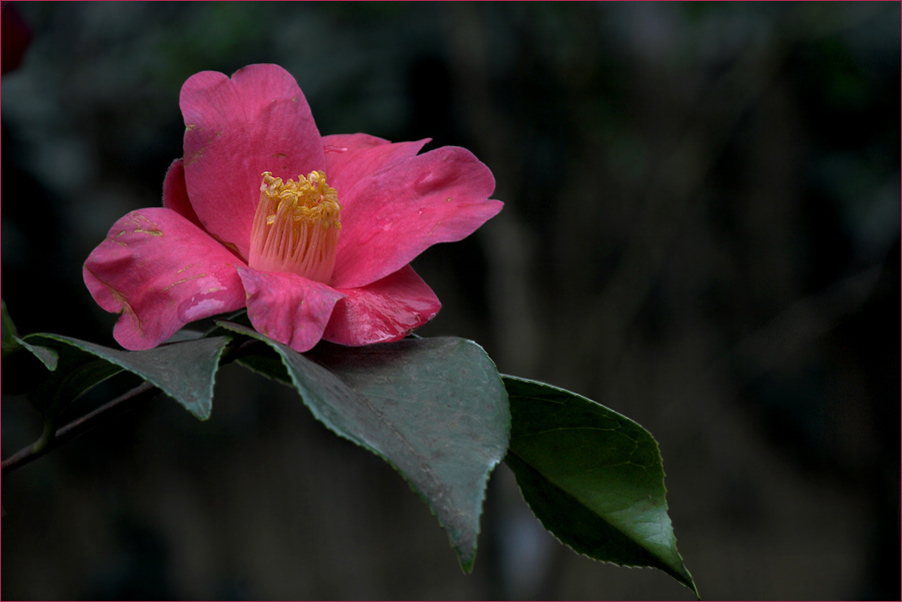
xmin=19 ymin=334 xmax=231 ymax=420
xmin=0 ymin=300 xmax=52 ymax=396
xmin=503 ymin=375 xmax=698 ymax=597
xmin=219 ymin=322 xmax=510 ymax=572
xmin=15 ymin=337 xmax=123 ymax=420
xmin=235 ymin=343 xmax=291 ymax=384
xmin=1 ymin=297 xmax=20 ymax=357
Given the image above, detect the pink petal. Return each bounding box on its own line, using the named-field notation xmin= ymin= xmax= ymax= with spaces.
xmin=323 ymin=265 xmax=441 ymax=346
xmin=330 ymin=146 xmax=503 ymax=289
xmin=237 ymin=267 xmax=345 ymax=353
xmin=162 ymin=159 xmax=203 ymax=229
xmin=322 ymin=133 xmax=429 ymax=199
xmin=83 ymin=208 xmax=247 ymax=350
xmin=180 ymin=64 xmax=325 ymax=260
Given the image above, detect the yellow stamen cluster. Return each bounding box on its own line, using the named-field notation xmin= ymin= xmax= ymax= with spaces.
xmin=248 ymin=171 xmax=341 ymax=283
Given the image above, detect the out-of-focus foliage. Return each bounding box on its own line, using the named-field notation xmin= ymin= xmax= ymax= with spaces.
xmin=2 ymin=2 xmax=898 ymax=599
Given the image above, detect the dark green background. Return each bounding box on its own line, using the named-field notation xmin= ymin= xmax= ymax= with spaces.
xmin=2 ymin=2 xmax=899 ymax=599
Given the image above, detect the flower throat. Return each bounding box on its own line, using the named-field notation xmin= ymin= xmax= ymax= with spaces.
xmin=248 ymin=171 xmax=341 ymax=284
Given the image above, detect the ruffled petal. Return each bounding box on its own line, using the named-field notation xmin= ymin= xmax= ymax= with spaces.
xmin=331 ymin=146 xmax=503 ymax=289
xmin=162 ymin=159 xmax=203 ymax=229
xmin=322 ymin=133 xmax=429 ymax=200
xmin=323 ymin=265 xmax=441 ymax=346
xmin=237 ymin=267 xmax=345 ymax=353
xmin=83 ymin=207 xmax=247 ymax=350
xmin=180 ymin=64 xmax=326 ymax=260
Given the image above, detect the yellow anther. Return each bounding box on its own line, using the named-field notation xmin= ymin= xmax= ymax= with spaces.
xmin=248 ymin=171 xmax=341 ymax=283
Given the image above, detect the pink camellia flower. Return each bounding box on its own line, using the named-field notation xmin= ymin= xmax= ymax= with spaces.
xmin=84 ymin=64 xmax=502 ymax=352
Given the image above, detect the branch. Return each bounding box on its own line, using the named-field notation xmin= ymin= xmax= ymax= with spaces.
xmin=1 ymin=380 xmax=160 ymax=476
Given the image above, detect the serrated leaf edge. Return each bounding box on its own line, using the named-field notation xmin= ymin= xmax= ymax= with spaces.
xmin=218 ymin=321 xmax=507 ymax=572
xmin=21 ymin=333 xmax=230 ymax=420
xmin=502 ymin=375 xmax=699 ymax=598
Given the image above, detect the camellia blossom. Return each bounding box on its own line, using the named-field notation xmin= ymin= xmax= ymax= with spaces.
xmin=84 ymin=64 xmax=502 ymax=352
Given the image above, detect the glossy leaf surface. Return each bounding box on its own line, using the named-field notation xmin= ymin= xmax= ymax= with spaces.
xmin=503 ymin=376 xmax=698 ymax=597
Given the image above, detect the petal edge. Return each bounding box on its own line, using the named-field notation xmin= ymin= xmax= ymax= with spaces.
xmin=83 ymin=208 xmax=247 ymax=350
xmin=324 ymin=265 xmax=441 ymax=346
xmin=332 ymin=146 xmax=502 ymax=289
xmin=180 ymin=64 xmax=326 ymax=260
xmin=238 ymin=267 xmax=345 ymax=353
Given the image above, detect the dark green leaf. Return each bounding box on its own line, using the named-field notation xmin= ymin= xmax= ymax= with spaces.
xmin=19 ymin=334 xmax=231 ymax=420
xmin=15 ymin=336 xmax=123 ymax=419
xmin=1 ymin=297 xmax=20 ymax=357
xmin=0 ymin=300 xmax=53 ymax=396
xmin=503 ymin=375 xmax=698 ymax=597
xmin=235 ymin=342 xmax=291 ymax=384
xmin=220 ymin=322 xmax=510 ymax=572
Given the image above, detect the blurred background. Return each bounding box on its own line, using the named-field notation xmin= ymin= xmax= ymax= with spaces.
xmin=2 ymin=2 xmax=899 ymax=599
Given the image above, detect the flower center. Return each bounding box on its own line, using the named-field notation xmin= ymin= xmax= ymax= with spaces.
xmin=248 ymin=171 xmax=341 ymax=284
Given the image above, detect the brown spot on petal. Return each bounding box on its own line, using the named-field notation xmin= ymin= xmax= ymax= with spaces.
xmin=162 ymin=272 xmax=206 ymax=292
xmin=187 ymin=148 xmax=204 ymax=165
xmin=426 ymin=219 xmax=444 ymax=239
xmin=85 ymin=266 xmax=144 ymax=336
xmin=162 ymin=278 xmax=189 ymax=292
xmin=133 ymin=228 xmax=163 ymax=236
